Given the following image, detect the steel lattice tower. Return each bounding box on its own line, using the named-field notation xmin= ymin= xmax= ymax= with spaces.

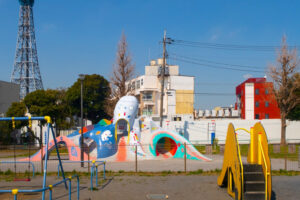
xmin=11 ymin=0 xmax=43 ymax=99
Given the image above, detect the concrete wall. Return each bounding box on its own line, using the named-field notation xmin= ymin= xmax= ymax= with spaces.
xmin=162 ymin=119 xmax=300 ymax=144
xmin=0 ymin=80 xmax=20 ymax=116
xmin=169 ymin=76 xmax=194 ymax=90
xmin=145 ymin=65 xmax=159 ymax=76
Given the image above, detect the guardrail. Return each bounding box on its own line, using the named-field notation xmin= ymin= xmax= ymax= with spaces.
xmin=0 ymin=161 xmax=35 ymax=177
xmin=0 ymin=174 xmax=79 ymax=200
xmin=57 ymin=160 xmax=106 ymax=190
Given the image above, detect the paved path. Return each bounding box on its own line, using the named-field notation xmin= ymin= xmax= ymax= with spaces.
xmin=0 ymin=175 xmax=299 ymax=200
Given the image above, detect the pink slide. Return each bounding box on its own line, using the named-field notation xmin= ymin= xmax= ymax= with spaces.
xmin=21 ymin=136 xmax=95 ymax=161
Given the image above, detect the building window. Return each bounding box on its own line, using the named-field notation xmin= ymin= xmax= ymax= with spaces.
xmin=142 ymin=107 xmax=153 ymax=115
xmin=141 ymin=79 xmax=143 ymax=86
xmin=131 ymin=81 xmax=135 ymax=90
xmin=142 ymin=92 xmax=152 ymax=101
xmin=137 ymin=80 xmax=140 ymax=89
xmin=255 ymin=114 xmax=260 ymax=119
xmin=255 ymin=88 xmax=259 ymax=95
xmin=265 ymin=89 xmax=269 ymax=94
xmin=265 ymin=101 xmax=269 ymax=107
xmin=265 ymin=113 xmax=269 ymax=119
xmin=255 ymin=101 xmax=259 ymax=107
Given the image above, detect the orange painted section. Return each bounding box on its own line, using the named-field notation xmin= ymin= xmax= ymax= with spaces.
xmin=116 ymin=137 xmax=127 ymax=162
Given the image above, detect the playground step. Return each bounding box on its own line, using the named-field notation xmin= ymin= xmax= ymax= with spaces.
xmin=244 ymin=172 xmax=265 ymax=182
xmin=243 ymin=164 xmax=265 ymax=200
xmin=244 ymin=191 xmax=265 ymax=200
xmin=244 ymin=181 xmax=265 ymax=192
xmin=243 ymin=164 xmax=263 ymax=172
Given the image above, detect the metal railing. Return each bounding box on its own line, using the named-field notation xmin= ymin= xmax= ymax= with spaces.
xmin=235 ymin=136 xmax=244 ymax=200
xmin=90 ymin=160 xmax=106 ymax=190
xmin=0 ymin=161 xmax=35 ymax=177
xmin=0 ymin=174 xmax=80 ymax=200
xmin=258 ymin=137 xmax=269 ymax=200
xmin=57 ymin=160 xmax=106 ymax=190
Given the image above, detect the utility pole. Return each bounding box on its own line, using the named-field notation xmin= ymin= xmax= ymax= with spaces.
xmin=159 ymin=31 xmax=173 ymax=127
xmin=79 ymin=74 xmax=85 ymax=167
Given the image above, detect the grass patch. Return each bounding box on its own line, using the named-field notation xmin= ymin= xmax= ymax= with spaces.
xmin=194 ymin=145 xmax=221 ymax=154
xmin=272 ymin=169 xmax=300 ymax=176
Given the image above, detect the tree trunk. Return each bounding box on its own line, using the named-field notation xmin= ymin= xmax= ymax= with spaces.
xmin=281 ymin=113 xmax=287 ymax=145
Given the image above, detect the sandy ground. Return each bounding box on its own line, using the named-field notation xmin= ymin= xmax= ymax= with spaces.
xmin=0 ymin=175 xmax=299 ymax=200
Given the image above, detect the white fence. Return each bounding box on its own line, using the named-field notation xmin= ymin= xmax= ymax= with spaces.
xmin=163 ymin=119 xmax=300 ymax=144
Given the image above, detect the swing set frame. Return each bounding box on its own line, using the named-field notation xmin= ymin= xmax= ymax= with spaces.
xmin=0 ymin=116 xmax=67 ymax=199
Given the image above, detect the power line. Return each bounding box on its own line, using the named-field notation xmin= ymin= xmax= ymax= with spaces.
xmin=169 ymin=56 xmax=265 ymax=73
xmin=172 ymin=39 xmax=300 ymax=51
xmin=170 ymin=53 xmax=263 ymax=69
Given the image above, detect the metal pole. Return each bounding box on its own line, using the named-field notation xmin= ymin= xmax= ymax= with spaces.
xmin=40 ymin=122 xmax=43 ymax=173
xmin=184 ymin=142 xmax=187 ymax=173
xmin=159 ymin=31 xmax=166 ymax=127
xmin=135 ymin=144 xmax=138 ymax=173
xmin=49 ymin=185 xmax=53 ymax=200
xmin=80 ymin=75 xmax=84 ymax=167
xmin=90 ymin=164 xmax=94 ymax=191
xmin=51 ymin=125 xmax=67 ymax=189
xmin=285 ymin=144 xmax=287 ymax=171
xmin=96 ymin=165 xmax=98 ymax=187
xmin=77 ymin=176 xmax=80 ymax=200
xmin=68 ymin=178 xmax=72 ymax=200
xmin=88 ymin=146 xmax=90 ymax=173
xmin=103 ymin=162 xmax=106 ymax=180
xmin=42 ymin=124 xmax=50 ymax=200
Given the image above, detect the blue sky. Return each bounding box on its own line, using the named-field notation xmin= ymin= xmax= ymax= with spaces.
xmin=0 ymin=0 xmax=300 ymax=109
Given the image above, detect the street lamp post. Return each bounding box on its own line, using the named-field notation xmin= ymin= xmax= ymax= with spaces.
xmin=79 ymin=74 xmax=85 ymax=167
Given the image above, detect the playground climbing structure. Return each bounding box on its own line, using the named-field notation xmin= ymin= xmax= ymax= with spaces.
xmin=26 ymin=96 xmax=211 ymax=162
xmin=218 ymin=122 xmax=272 ymax=200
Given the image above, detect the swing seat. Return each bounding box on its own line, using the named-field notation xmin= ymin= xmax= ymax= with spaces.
xmin=14 ymin=178 xmax=31 ymax=182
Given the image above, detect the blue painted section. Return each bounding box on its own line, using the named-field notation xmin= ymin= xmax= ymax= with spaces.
xmin=81 ymin=124 xmax=116 ymax=158
xmin=67 ymin=123 xmax=117 ymax=159
xmin=211 ymin=132 xmax=215 ymax=145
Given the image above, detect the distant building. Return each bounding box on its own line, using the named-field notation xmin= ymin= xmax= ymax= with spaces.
xmin=128 ymin=58 xmax=194 ymax=117
xmin=0 ymin=80 xmax=20 ymax=116
xmin=236 ymin=77 xmax=280 ymax=120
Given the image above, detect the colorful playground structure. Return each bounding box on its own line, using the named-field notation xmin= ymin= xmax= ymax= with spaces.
xmin=27 ymin=96 xmax=211 ymax=162
xmin=218 ymin=122 xmax=272 ymax=200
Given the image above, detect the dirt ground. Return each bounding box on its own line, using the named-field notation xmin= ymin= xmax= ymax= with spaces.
xmin=0 ymin=175 xmax=299 ymax=200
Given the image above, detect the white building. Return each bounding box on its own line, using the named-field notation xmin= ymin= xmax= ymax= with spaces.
xmin=128 ymin=58 xmax=194 ymax=118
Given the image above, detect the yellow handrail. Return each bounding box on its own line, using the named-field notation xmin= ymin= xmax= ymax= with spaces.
xmin=236 ymin=136 xmax=244 ymax=200
xmin=218 ymin=124 xmax=244 ymax=200
xmin=235 ymin=128 xmax=251 ymax=134
xmin=258 ymin=136 xmax=268 ymax=200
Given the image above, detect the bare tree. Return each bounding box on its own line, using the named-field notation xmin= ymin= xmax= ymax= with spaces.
xmin=269 ymin=36 xmax=300 ymax=145
xmin=107 ymin=32 xmax=135 ymax=116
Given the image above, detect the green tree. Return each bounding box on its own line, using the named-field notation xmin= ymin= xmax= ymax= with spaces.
xmin=24 ymin=89 xmax=71 ymax=130
xmin=6 ymin=101 xmax=27 ymax=129
xmin=0 ymin=102 xmax=27 ymax=144
xmin=66 ymin=74 xmax=111 ymax=123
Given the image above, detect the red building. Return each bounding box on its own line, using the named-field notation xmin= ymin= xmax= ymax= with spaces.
xmin=236 ymin=77 xmax=280 ymax=120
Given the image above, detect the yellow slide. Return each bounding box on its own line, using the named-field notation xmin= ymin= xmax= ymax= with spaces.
xmin=217 ymin=122 xmax=272 ymax=200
